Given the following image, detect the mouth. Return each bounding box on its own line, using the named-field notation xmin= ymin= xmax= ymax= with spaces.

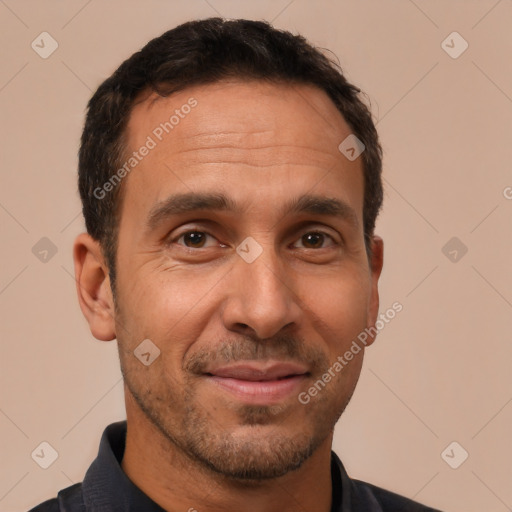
xmin=203 ymin=362 xmax=310 ymax=404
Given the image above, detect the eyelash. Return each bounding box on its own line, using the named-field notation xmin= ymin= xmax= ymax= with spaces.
xmin=169 ymin=228 xmax=338 ymax=249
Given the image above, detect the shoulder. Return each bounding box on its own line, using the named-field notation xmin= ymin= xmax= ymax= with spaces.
xmin=27 ymin=499 xmax=59 ymax=512
xmin=351 ymin=478 xmax=443 ymax=512
xmin=27 ymin=483 xmax=84 ymax=512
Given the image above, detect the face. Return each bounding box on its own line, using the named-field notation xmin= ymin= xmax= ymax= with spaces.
xmin=109 ymin=80 xmax=382 ymax=480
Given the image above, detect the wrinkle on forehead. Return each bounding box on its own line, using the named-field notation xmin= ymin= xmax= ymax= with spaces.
xmin=113 ymin=81 xmax=367 ymax=268
xmin=120 ymin=80 xmax=364 ymax=223
xmin=127 ymin=80 xmax=351 ymax=154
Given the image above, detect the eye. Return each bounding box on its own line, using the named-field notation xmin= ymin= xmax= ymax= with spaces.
xmin=168 ymin=228 xmax=338 ymax=251
xmin=293 ymin=231 xmax=337 ymax=249
xmin=173 ymin=230 xmax=219 ymax=249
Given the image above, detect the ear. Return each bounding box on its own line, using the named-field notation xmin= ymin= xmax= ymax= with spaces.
xmin=73 ymin=233 xmax=116 ymax=341
xmin=365 ymin=235 xmax=384 ymax=347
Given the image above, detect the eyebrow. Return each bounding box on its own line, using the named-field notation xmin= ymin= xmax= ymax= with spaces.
xmin=146 ymin=191 xmax=360 ymax=232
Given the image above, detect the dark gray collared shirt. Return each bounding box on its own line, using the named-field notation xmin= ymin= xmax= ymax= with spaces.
xmin=28 ymin=421 xmax=443 ymax=512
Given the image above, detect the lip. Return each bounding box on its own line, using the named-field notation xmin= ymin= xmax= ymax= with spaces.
xmin=204 ymin=362 xmax=309 ymax=404
xmin=207 ymin=362 xmax=309 ymax=381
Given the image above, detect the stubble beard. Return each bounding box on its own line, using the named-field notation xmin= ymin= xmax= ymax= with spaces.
xmin=123 ymin=362 xmax=358 ymax=481
xmin=116 ymin=305 xmax=360 ymax=481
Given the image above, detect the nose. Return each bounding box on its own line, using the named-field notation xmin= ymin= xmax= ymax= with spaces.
xmin=220 ymin=244 xmax=303 ymax=340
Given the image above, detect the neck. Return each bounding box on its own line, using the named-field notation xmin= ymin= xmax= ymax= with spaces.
xmin=120 ymin=393 xmax=334 ymax=512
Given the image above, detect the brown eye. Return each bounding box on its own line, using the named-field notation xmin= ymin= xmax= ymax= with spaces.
xmin=180 ymin=231 xmax=210 ymax=248
xmin=295 ymin=231 xmax=336 ymax=249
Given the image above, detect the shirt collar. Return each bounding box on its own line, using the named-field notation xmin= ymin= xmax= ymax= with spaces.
xmin=82 ymin=421 xmax=166 ymax=511
xmin=82 ymin=420 xmax=351 ymax=511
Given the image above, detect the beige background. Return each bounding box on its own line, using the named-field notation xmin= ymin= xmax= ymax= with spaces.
xmin=1 ymin=1 xmax=511 ymax=511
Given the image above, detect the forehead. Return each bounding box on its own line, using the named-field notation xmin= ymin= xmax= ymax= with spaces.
xmin=120 ymin=80 xmax=364 ymax=228
xmin=127 ymin=80 xmax=351 ymax=157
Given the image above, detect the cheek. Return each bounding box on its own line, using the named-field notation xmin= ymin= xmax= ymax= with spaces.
xmin=116 ymin=262 xmax=226 ymax=357
xmin=301 ymin=267 xmax=371 ymax=336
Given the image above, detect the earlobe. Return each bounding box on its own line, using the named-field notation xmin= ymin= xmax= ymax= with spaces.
xmin=366 ymin=235 xmax=384 ymax=347
xmin=73 ymin=233 xmax=116 ymax=341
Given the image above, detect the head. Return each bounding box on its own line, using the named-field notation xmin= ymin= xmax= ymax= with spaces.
xmin=74 ymin=18 xmax=384 ymax=481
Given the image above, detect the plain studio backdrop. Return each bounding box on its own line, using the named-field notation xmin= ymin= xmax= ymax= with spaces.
xmin=1 ymin=1 xmax=511 ymax=511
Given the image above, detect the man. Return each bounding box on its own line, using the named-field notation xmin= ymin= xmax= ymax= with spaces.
xmin=29 ymin=17 xmax=443 ymax=512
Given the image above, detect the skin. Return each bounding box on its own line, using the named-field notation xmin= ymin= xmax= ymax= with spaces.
xmin=74 ymin=80 xmax=384 ymax=512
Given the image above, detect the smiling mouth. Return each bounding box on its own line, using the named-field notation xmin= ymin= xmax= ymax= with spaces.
xmin=203 ymin=362 xmax=310 ymax=404
xmin=206 ymin=375 xmax=308 ymax=402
